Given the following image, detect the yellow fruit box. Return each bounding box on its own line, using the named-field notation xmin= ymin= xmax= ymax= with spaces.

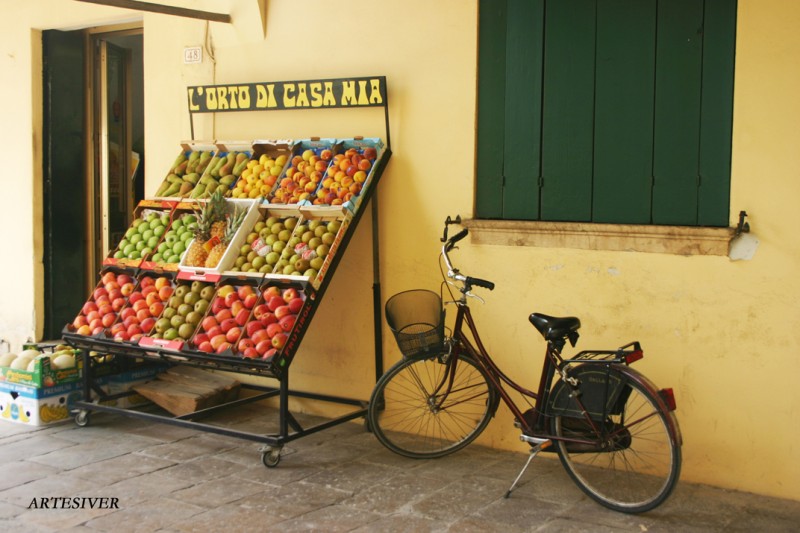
xmin=227 ymin=140 xmax=293 ymax=201
xmin=0 ymin=380 xmax=83 ymax=426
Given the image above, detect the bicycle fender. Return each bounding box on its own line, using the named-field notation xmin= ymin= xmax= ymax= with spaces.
xmin=614 ymin=365 xmax=683 ymax=446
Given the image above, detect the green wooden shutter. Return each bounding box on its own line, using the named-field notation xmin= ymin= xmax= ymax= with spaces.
xmin=652 ymin=0 xmax=704 ymax=225
xmin=476 ymin=0 xmax=507 ymax=219
xmin=502 ymin=0 xmax=544 ymax=220
xmin=593 ymin=0 xmax=657 ymax=224
xmin=540 ymin=0 xmax=596 ymax=221
xmin=698 ymin=0 xmax=737 ymax=226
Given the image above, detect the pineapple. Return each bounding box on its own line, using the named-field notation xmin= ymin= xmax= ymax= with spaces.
xmin=205 ymin=205 xmax=247 ymax=268
xmin=184 ymin=202 xmax=213 ymax=267
xmin=208 ymin=190 xmax=228 ymax=240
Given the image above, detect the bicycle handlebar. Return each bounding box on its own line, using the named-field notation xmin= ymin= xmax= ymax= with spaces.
xmin=441 ymin=217 xmax=495 ymax=292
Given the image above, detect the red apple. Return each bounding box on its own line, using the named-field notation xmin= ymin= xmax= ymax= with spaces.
xmin=140 ymin=276 xmax=155 ymax=288
xmin=267 ymin=296 xmax=285 ymax=312
xmin=149 ymin=302 xmax=164 ymax=317
xmin=215 ymin=342 xmax=232 ymax=354
xmin=230 ymin=300 xmax=245 ymax=317
xmin=274 ymin=305 xmax=292 ymax=320
xmin=136 ymin=308 xmax=151 ymax=322
xmin=158 ymin=285 xmax=173 ymax=301
xmin=73 ymin=315 xmax=89 ymax=328
xmin=282 ymin=288 xmax=299 ymax=303
xmin=220 ymin=318 xmax=238 ymax=333
xmin=110 ymin=323 xmax=126 ymax=336
xmin=86 ymin=310 xmax=101 ymax=323
xmin=82 ymin=301 xmax=99 ymax=315
xmin=237 ymin=285 xmax=254 ymax=300
xmin=251 ymin=328 xmax=269 ymax=345
xmin=288 ymin=297 xmax=304 ymax=314
xmin=243 ymin=293 xmax=258 ymax=309
xmin=206 ymin=325 xmax=223 ymax=339
xmin=141 ymin=285 xmax=157 ymax=297
xmin=242 ymin=347 xmax=259 ymax=359
xmin=112 ymin=297 xmax=126 ymax=312
xmin=238 ymin=337 xmax=256 ymax=352
xmin=271 ymin=333 xmax=288 ymax=349
xmin=245 ymin=320 xmax=264 ymax=338
xmin=211 ymin=297 xmax=227 ymax=315
xmin=235 ymin=308 xmax=250 ymax=327
xmin=262 ymin=286 xmax=281 ymax=299
xmin=226 ymin=326 xmax=241 ymax=344
xmin=198 ymin=341 xmax=213 ymax=353
xmin=101 ymin=271 xmax=117 ymax=285
xmin=127 ymin=324 xmax=143 ymax=336
xmin=201 ymin=316 xmax=219 ymax=332
xmin=128 ymin=292 xmax=144 ymax=304
xmin=215 ymin=309 xmax=233 ymax=323
xmin=89 ymin=318 xmax=103 ymax=330
xmin=76 ymin=324 xmax=92 ymax=336
xmin=279 ymin=315 xmax=296 ymax=332
xmin=253 ymin=304 xmax=269 ymax=319
xmin=101 ymin=313 xmax=116 ymax=328
xmin=263 ymin=348 xmax=278 ymax=360
xmin=224 ymin=292 xmax=240 ymax=308
xmin=118 ymin=274 xmax=134 ymax=285
xmin=133 ymin=300 xmax=149 ymax=312
xmin=266 ymin=322 xmax=284 ymax=339
xmin=194 ymin=332 xmax=209 ymax=345
xmin=261 ymin=312 xmax=278 ymax=327
xmin=255 ymin=339 xmax=272 ymax=355
xmin=93 ymin=287 xmax=109 ymax=301
xmin=210 ymin=334 xmax=229 ymax=350
xmin=140 ymin=317 xmax=156 ymax=333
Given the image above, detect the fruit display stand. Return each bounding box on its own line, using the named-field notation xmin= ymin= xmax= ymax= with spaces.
xmin=62 ymin=76 xmax=392 ymax=467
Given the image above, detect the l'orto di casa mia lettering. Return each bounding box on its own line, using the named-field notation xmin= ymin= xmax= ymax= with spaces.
xmin=188 ymin=77 xmax=386 ymax=112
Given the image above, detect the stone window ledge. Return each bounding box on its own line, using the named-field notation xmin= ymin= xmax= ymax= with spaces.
xmin=462 ymin=219 xmax=734 ymax=256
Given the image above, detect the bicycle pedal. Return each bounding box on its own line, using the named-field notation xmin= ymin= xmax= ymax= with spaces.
xmin=520 ymin=434 xmax=551 ymax=448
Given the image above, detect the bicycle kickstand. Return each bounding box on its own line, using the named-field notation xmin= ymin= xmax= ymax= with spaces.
xmin=505 ymin=435 xmax=552 ymax=498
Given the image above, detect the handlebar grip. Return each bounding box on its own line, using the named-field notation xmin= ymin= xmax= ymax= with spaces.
xmin=467 ymin=276 xmax=495 ymax=291
xmin=446 ymin=228 xmax=469 ymax=251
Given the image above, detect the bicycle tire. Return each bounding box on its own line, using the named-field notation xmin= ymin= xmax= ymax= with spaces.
xmin=368 ymin=354 xmax=498 ymax=459
xmin=551 ymin=372 xmax=681 ymax=513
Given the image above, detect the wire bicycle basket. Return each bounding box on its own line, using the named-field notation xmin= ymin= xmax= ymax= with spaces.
xmin=385 ymin=289 xmax=445 ymax=360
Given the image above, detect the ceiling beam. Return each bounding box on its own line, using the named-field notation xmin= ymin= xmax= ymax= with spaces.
xmin=74 ymin=0 xmax=231 ymax=24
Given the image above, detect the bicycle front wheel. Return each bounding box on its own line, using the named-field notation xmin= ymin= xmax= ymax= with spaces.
xmin=552 ymin=375 xmax=681 ymax=513
xmin=368 ymin=354 xmax=497 ymax=459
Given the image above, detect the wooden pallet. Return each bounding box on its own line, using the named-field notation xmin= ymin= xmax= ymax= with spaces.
xmin=133 ymin=366 xmax=240 ymax=416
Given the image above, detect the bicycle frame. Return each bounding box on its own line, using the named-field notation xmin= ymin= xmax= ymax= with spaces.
xmin=439 ymin=298 xmax=679 ymax=449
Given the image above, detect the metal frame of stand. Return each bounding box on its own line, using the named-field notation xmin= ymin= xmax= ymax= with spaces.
xmin=63 ymin=76 xmax=391 ymax=467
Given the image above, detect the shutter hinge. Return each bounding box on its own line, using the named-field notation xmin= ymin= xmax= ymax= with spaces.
xmin=538 ymin=176 xmax=544 ymax=189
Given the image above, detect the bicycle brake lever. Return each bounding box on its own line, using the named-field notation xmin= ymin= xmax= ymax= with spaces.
xmin=465 ymin=291 xmax=485 ymax=304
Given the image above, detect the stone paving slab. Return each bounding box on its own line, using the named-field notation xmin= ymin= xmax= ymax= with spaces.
xmin=1 ymin=404 xmax=799 ymax=532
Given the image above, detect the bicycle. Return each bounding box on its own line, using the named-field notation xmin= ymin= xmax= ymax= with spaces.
xmin=367 ymin=215 xmax=682 ymax=513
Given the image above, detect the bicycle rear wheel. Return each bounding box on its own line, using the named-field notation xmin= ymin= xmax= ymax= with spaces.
xmin=368 ymin=354 xmax=497 ymax=459
xmin=552 ymin=376 xmax=681 ymax=513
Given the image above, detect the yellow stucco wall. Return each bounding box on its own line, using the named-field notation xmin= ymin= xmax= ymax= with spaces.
xmin=2 ymin=0 xmax=798 ymax=500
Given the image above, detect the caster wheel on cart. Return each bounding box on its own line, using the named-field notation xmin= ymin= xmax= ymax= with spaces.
xmin=261 ymin=447 xmax=282 ymax=468
xmin=74 ymin=410 xmax=91 ymax=427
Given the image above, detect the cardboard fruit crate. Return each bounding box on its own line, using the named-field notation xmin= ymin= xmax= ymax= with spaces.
xmin=177 ymin=199 xmax=261 ymax=282
xmin=152 ymin=141 xmax=218 ymax=200
xmin=228 ymin=140 xmax=293 ymax=200
xmin=106 ymin=272 xmax=177 ymax=343
xmin=305 ymin=137 xmax=384 ymax=216
xmin=188 ymin=277 xmax=263 ymax=357
xmin=103 ymin=200 xmax=175 ymax=269
xmin=0 ymin=349 xmax=81 ymax=388
xmin=223 ymin=206 xmax=306 ymax=279
xmin=63 ymin=268 xmax=138 ymax=339
xmin=138 ymin=279 xmax=218 ymax=352
xmin=139 ymin=206 xmax=199 ymax=271
xmin=235 ymin=279 xmax=312 ymax=362
xmin=191 ymin=141 xmax=253 ymax=199
xmin=263 ymin=138 xmax=340 ymax=208
xmin=0 ymin=380 xmax=83 ymax=426
xmin=263 ymin=211 xmax=350 ymax=289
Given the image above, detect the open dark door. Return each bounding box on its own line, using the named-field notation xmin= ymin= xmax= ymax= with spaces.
xmin=42 ymin=30 xmax=87 ymax=340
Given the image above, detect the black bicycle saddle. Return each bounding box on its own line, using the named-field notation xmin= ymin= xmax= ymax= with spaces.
xmin=529 ymin=313 xmax=581 ymax=341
